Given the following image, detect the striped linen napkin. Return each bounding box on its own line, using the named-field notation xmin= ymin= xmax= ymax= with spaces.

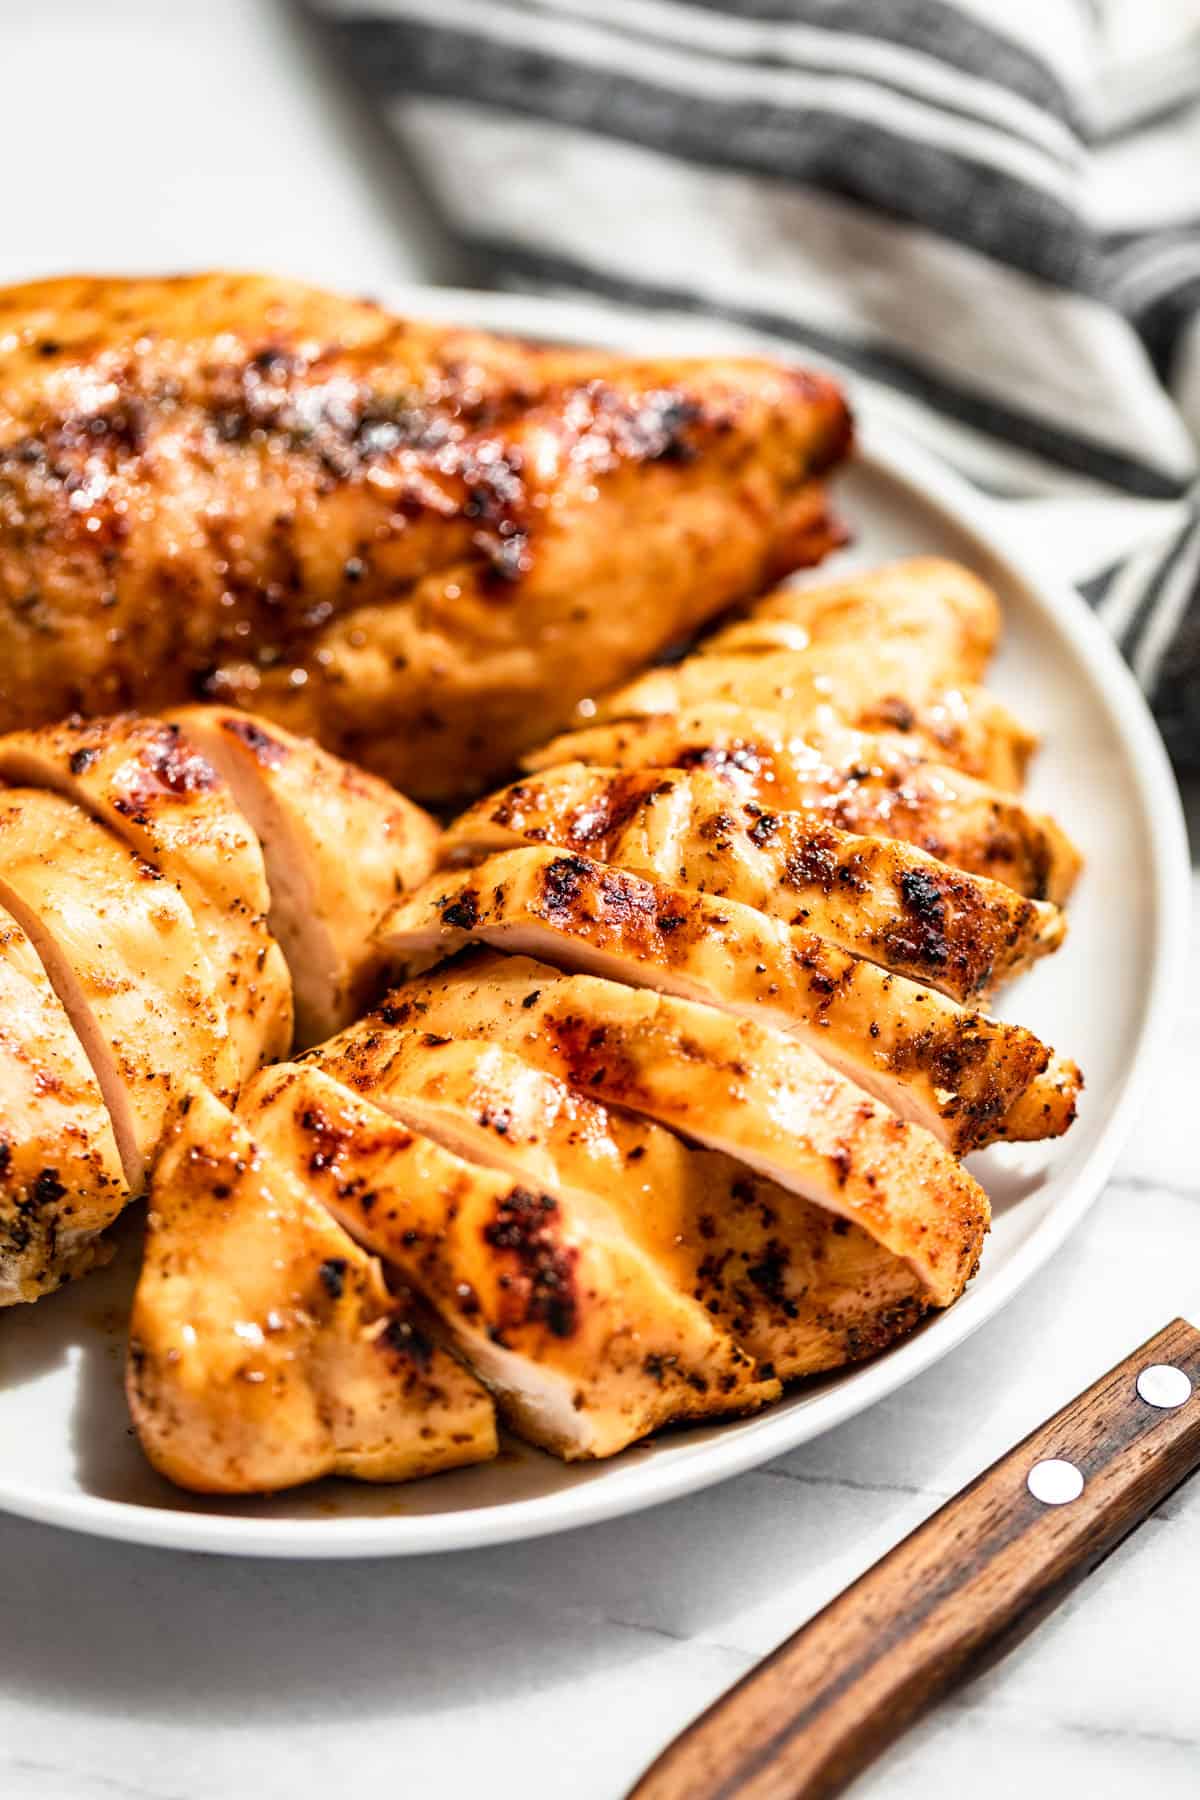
xmin=308 ymin=0 xmax=1200 ymax=766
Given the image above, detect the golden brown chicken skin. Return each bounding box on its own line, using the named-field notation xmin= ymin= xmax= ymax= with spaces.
xmin=0 ymin=712 xmax=293 ymax=1078
xmin=302 ymin=1030 xmax=934 ymax=1382
xmin=322 ymin=954 xmax=990 ymax=1308
xmin=379 ymin=847 xmax=1079 ymax=1154
xmin=245 ymin=1062 xmax=779 ymax=1460
xmin=526 ymin=704 xmax=1082 ymax=903
xmin=443 ymin=765 xmax=1065 ymax=1002
xmin=0 ymin=903 xmax=128 ymax=1303
xmin=0 ymin=273 xmax=851 ymax=799
xmin=128 ymin=1083 xmax=497 ymax=1494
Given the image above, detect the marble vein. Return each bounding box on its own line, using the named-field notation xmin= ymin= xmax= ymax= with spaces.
xmin=0 ymin=1759 xmax=188 ymax=1800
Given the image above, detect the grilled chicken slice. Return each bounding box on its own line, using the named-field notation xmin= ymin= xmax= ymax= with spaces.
xmin=444 ymin=766 xmax=1065 ymax=1002
xmin=527 ymin=704 xmax=1082 ymax=903
xmin=588 ymin=557 xmax=1034 ymax=791
xmin=379 ymin=848 xmax=1079 ymax=1154
xmin=0 ymin=273 xmax=851 ymax=799
xmin=0 ymin=789 xmax=237 ymax=1188
xmin=166 ymin=705 xmax=440 ymax=1046
xmin=243 ymin=1063 xmax=779 ymax=1459
xmin=305 ymin=1031 xmax=930 ymax=1379
xmin=593 ymin=658 xmax=1034 ymax=791
xmin=0 ymin=904 xmax=128 ymax=1303
xmin=128 ymin=1083 xmax=496 ymax=1494
xmin=326 ymin=955 xmax=989 ymax=1308
xmin=0 ymin=714 xmax=292 ymax=1077
xmin=716 ymin=559 xmax=1000 ymax=686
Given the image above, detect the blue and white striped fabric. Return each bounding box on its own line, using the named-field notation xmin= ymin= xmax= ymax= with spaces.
xmin=308 ymin=0 xmax=1200 ymax=762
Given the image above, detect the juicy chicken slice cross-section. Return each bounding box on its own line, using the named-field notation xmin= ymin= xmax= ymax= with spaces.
xmin=319 ymin=954 xmax=991 ymax=1309
xmin=242 ymin=1063 xmax=779 ymax=1459
xmin=443 ymin=765 xmax=1065 ymax=1002
xmin=303 ymin=1031 xmax=932 ymax=1380
xmin=0 ymin=788 xmax=237 ymax=1189
xmin=527 ymin=703 xmax=1082 ymax=903
xmin=166 ymin=705 xmax=440 ymax=1047
xmin=0 ymin=713 xmax=292 ymax=1078
xmin=0 ymin=902 xmax=128 ymax=1303
xmin=0 ymin=272 xmax=852 ymax=799
xmin=128 ymin=1082 xmax=497 ymax=1494
xmin=378 ymin=847 xmax=1080 ymax=1155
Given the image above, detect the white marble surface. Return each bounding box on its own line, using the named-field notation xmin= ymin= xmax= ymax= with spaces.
xmin=2 ymin=4 xmax=1199 ymax=1796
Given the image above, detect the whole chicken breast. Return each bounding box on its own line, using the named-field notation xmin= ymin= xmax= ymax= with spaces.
xmin=0 ymin=903 xmax=128 ymax=1303
xmin=443 ymin=765 xmax=1065 ymax=1002
xmin=304 ymin=1031 xmax=930 ymax=1380
xmin=320 ymin=954 xmax=990 ymax=1308
xmin=0 ymin=788 xmax=237 ymax=1187
xmin=167 ymin=704 xmax=439 ymax=1046
xmin=0 ymin=713 xmax=292 ymax=1077
xmin=128 ymin=1083 xmax=497 ymax=1494
xmin=244 ymin=1063 xmax=779 ymax=1460
xmin=379 ymin=847 xmax=1079 ymax=1154
xmin=526 ymin=704 xmax=1082 ymax=903
xmin=0 ymin=273 xmax=851 ymax=798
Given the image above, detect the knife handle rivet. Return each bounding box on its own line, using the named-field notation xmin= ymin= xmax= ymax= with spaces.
xmin=1027 ymin=1458 xmax=1084 ymax=1505
xmin=1136 ymin=1364 xmax=1193 ymax=1409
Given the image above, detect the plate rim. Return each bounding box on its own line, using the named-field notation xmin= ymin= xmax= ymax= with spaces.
xmin=0 ymin=284 xmax=1189 ymax=1557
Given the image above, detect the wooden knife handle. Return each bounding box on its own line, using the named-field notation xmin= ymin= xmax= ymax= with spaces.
xmin=628 ymin=1317 xmax=1200 ymax=1800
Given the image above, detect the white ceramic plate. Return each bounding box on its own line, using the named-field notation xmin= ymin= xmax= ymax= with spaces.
xmin=0 ymin=289 xmax=1188 ymax=1558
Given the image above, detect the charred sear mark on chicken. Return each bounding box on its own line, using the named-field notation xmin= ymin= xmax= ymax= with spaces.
xmin=378 ymin=1312 xmax=435 ymax=1370
xmin=482 ymin=1188 xmax=579 ymax=1339
xmin=221 ymin=715 xmax=289 ymax=767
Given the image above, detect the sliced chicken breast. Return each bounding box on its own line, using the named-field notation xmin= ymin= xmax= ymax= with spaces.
xmin=305 ymin=1031 xmax=930 ymax=1379
xmin=322 ymin=955 xmax=990 ymax=1308
xmin=587 ymin=556 xmax=1032 ymax=790
xmin=443 ymin=766 xmax=1065 ymax=1002
xmin=379 ymin=848 xmax=1079 ymax=1154
xmin=591 ymin=656 xmax=1035 ymax=791
xmin=128 ymin=1083 xmax=496 ymax=1494
xmin=526 ymin=703 xmax=1082 ymax=903
xmin=0 ymin=789 xmax=237 ymax=1188
xmin=243 ymin=1063 xmax=779 ymax=1459
xmin=167 ymin=706 xmax=440 ymax=1047
xmin=0 ymin=903 xmax=129 ymax=1304
xmin=713 ymin=558 xmax=1000 ymax=685
xmin=0 ymin=714 xmax=292 ymax=1078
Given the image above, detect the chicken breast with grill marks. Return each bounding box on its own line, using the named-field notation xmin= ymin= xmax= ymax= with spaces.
xmin=128 ymin=1083 xmax=497 ymax=1494
xmin=166 ymin=704 xmax=439 ymax=1046
xmin=319 ymin=955 xmax=990 ymax=1308
xmin=526 ymin=704 xmax=1082 ymax=903
xmin=0 ymin=789 xmax=237 ymax=1189
xmin=0 ymin=273 xmax=851 ymax=799
xmin=378 ymin=847 xmax=1079 ymax=1154
xmin=0 ymin=903 xmax=128 ymax=1304
xmin=0 ymin=714 xmax=292 ymax=1078
xmin=302 ymin=1031 xmax=930 ymax=1380
xmin=443 ymin=766 xmax=1064 ymax=1002
xmin=243 ymin=1063 xmax=779 ymax=1460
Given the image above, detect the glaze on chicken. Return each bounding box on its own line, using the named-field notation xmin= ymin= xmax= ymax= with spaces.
xmin=0 ymin=273 xmax=851 ymax=799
